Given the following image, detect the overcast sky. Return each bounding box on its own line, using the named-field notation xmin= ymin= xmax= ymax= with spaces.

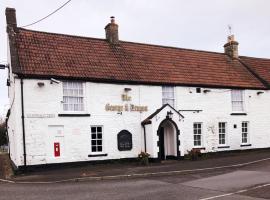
xmin=0 ymin=0 xmax=270 ymax=117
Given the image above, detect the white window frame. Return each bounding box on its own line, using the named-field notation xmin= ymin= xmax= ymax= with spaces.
xmin=62 ymin=81 xmax=85 ymax=112
xmin=218 ymin=122 xmax=227 ymax=146
xmin=241 ymin=122 xmax=249 ymax=144
xmin=162 ymin=86 xmax=175 ymax=107
xmin=90 ymin=126 xmax=104 ymax=154
xmin=193 ymin=122 xmax=203 ymax=147
xmin=231 ymin=90 xmax=245 ymax=112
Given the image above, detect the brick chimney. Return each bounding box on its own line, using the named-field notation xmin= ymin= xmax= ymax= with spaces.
xmin=224 ymin=35 xmax=239 ymax=59
xmin=105 ymin=16 xmax=119 ymax=44
xmin=6 ymin=8 xmax=17 ymax=31
xmin=5 ymin=8 xmax=20 ymax=73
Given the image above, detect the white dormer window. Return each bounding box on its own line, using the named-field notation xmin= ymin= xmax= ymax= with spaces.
xmin=162 ymin=86 xmax=175 ymax=107
xmin=63 ymin=82 xmax=84 ymax=111
xmin=231 ymin=90 xmax=244 ymax=112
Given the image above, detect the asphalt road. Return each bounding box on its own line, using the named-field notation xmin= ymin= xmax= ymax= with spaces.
xmin=1 ymin=160 xmax=270 ymax=200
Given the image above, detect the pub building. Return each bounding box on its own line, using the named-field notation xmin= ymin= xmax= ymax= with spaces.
xmin=5 ymin=8 xmax=270 ymax=169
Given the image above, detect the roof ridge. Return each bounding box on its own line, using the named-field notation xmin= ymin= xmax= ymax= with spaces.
xmin=17 ymin=27 xmax=107 ymax=42
xmin=240 ymin=55 xmax=270 ymax=60
xmin=18 ymin=27 xmax=226 ymax=56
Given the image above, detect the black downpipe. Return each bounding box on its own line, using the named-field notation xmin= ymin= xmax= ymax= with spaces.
xmin=20 ymin=78 xmax=27 ymax=169
xmin=143 ymin=125 xmax=147 ymax=152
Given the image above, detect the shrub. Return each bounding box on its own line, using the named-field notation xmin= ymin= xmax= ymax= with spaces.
xmin=186 ymin=148 xmax=202 ymax=160
xmin=0 ymin=122 xmax=7 ymax=146
xmin=138 ymin=152 xmax=150 ymax=166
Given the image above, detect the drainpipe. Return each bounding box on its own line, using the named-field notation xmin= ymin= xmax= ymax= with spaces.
xmin=20 ymin=78 xmax=27 ymax=169
xmin=142 ymin=125 xmax=147 ymax=152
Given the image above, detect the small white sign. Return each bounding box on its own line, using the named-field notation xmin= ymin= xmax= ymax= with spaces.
xmin=26 ymin=114 xmax=55 ymax=118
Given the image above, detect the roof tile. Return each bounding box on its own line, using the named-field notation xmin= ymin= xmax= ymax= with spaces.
xmin=13 ymin=28 xmax=267 ymax=89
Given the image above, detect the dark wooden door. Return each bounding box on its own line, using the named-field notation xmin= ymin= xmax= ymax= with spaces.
xmin=159 ymin=127 xmax=165 ymax=160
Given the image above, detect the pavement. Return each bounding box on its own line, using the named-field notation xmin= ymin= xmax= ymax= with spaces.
xmin=4 ymin=148 xmax=270 ymax=183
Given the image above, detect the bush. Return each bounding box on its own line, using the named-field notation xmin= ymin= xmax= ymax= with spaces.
xmin=186 ymin=148 xmax=202 ymax=160
xmin=0 ymin=121 xmax=7 ymax=146
xmin=138 ymin=152 xmax=150 ymax=166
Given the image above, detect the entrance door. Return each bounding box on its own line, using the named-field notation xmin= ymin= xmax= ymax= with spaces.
xmin=158 ymin=120 xmax=179 ymax=160
xmin=159 ymin=127 xmax=165 ymax=160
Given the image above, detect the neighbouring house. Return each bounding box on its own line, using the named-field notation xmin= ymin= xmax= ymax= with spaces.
xmin=5 ymin=8 xmax=270 ymax=169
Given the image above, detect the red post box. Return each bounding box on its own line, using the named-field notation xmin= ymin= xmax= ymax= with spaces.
xmin=54 ymin=142 xmax=60 ymax=157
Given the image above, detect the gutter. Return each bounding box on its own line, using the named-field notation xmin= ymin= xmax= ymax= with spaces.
xmin=20 ymin=78 xmax=27 ymax=169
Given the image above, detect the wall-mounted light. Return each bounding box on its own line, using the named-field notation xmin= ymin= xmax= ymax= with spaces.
xmin=124 ymin=88 xmax=132 ymax=92
xmin=203 ymin=89 xmax=211 ymax=93
xmin=166 ymin=110 xmax=173 ymax=119
xmin=257 ymin=91 xmax=264 ymax=95
xmin=37 ymin=82 xmax=45 ymax=87
xmin=0 ymin=64 xmax=8 ymax=69
xmin=50 ymin=78 xmax=61 ymax=84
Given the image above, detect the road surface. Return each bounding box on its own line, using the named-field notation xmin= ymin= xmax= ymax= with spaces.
xmin=1 ymin=159 xmax=270 ymax=200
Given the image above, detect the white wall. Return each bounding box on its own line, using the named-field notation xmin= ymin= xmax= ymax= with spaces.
xmin=7 ymin=77 xmax=270 ymax=167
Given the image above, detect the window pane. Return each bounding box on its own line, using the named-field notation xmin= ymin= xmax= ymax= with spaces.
xmin=97 ymin=140 xmax=102 ymax=145
xmin=97 ymin=127 xmax=102 ymax=132
xmin=91 ymin=127 xmax=96 ymax=133
xmin=92 ymin=146 xmax=97 ymax=152
xmin=97 ymin=146 xmax=102 ymax=152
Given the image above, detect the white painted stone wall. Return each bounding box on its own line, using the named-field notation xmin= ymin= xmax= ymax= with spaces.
xmin=7 ymin=75 xmax=270 ymax=167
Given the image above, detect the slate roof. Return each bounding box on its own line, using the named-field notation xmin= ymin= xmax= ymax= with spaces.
xmin=11 ymin=28 xmax=270 ymax=89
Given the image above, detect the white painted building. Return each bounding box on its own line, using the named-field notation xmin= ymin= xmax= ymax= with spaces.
xmin=5 ymin=8 xmax=270 ymax=169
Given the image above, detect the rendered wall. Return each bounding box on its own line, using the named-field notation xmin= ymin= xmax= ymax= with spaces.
xmin=8 ymin=77 xmax=270 ymax=167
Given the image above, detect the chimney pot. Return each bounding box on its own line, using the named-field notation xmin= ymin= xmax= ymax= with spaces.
xmin=110 ymin=16 xmax=115 ymax=23
xmin=105 ymin=16 xmax=119 ymax=44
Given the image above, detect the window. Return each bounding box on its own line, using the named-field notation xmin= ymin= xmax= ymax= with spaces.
xmin=117 ymin=130 xmax=132 ymax=151
xmin=193 ymin=123 xmax=202 ymax=146
xmin=241 ymin=122 xmax=249 ymax=144
xmin=63 ymin=82 xmax=84 ymax=111
xmin=231 ymin=90 xmax=244 ymax=111
xmin=162 ymin=86 xmax=175 ymax=107
xmin=218 ymin=122 xmax=226 ymax=145
xmin=91 ymin=126 xmax=103 ymax=152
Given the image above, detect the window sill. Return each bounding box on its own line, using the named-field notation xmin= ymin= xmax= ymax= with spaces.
xmin=230 ymin=113 xmax=247 ymax=116
xmin=193 ymin=147 xmax=206 ymax=150
xmin=218 ymin=146 xmax=230 ymax=149
xmin=240 ymin=144 xmax=251 ymax=147
xmin=58 ymin=113 xmax=91 ymax=117
xmin=88 ymin=153 xmax=108 ymax=157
